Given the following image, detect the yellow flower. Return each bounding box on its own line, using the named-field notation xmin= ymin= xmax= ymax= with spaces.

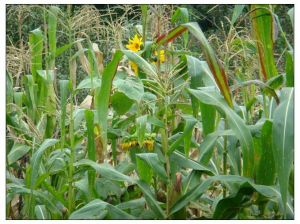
xmin=143 ymin=139 xmax=154 ymax=151
xmin=126 ymin=34 xmax=142 ymax=75
xmin=126 ymin=34 xmax=143 ymax=52
xmin=129 ymin=61 xmax=138 ymax=75
xmin=154 ymin=50 xmax=165 ymax=63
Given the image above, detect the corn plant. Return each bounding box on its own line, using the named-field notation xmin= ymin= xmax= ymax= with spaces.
xmin=6 ymin=4 xmax=294 ymax=220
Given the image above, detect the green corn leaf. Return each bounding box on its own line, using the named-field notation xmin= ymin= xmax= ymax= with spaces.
xmin=29 ymin=28 xmax=43 ymax=81
xmin=95 ymin=50 xmax=123 ymax=154
xmin=170 ymin=151 xmax=213 ymax=174
xmin=285 ymin=50 xmax=294 ymax=87
xmin=35 ymin=205 xmax=50 ymax=220
xmin=255 ymin=120 xmax=275 ymax=185
xmin=47 ymin=6 xmax=60 ymax=69
xmin=183 ymin=22 xmax=233 ymax=107
xmin=136 ymin=180 xmax=166 ymax=219
xmin=74 ymin=159 xmax=134 ymax=183
xmin=59 ymin=80 xmax=70 ymax=149
xmin=171 ymin=7 xmax=189 ymax=47
xmin=136 ymin=155 xmax=153 ymax=184
xmin=69 ymin=199 xmax=135 ymax=219
xmin=250 ymin=5 xmax=278 ymax=80
xmin=30 ymin=139 xmax=59 ymax=188
xmin=136 ymin=153 xmax=168 ymax=181
xmin=272 ymin=87 xmax=294 ymax=216
xmin=122 ymin=50 xmax=157 ymax=79
xmin=7 ymin=143 xmax=31 ymax=165
xmin=188 ymin=88 xmax=254 ymax=177
xmin=170 ymin=175 xmax=279 ymax=215
xmin=168 ymin=115 xmax=197 ymax=155
xmin=186 ymin=55 xmax=216 ymax=136
xmin=111 ymin=91 xmax=134 ymax=115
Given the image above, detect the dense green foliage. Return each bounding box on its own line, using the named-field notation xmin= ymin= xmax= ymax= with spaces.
xmin=6 ymin=4 xmax=294 ymax=220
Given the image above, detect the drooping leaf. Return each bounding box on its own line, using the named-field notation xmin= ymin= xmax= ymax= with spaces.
xmin=183 ymin=22 xmax=233 ymax=107
xmin=156 ymin=26 xmax=188 ymax=47
xmin=171 ymin=7 xmax=189 ymax=47
xmin=74 ymin=159 xmax=134 ymax=183
xmin=188 ymin=88 xmax=254 ymax=177
xmin=170 ymin=151 xmax=213 ymax=174
xmin=272 ymin=87 xmax=294 ymax=215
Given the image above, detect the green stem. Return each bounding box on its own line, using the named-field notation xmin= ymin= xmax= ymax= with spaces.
xmin=223 ymin=120 xmax=228 ymax=198
xmin=67 ymin=4 xmax=75 ymax=215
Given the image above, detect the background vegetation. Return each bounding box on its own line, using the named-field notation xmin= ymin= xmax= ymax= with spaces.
xmin=6 ymin=4 xmax=294 ymax=220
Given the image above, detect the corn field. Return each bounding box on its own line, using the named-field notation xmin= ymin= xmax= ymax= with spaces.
xmin=6 ymin=4 xmax=294 ymax=220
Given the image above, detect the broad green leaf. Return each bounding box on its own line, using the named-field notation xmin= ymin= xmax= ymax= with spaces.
xmin=30 ymin=139 xmax=59 ymax=188
xmin=272 ymin=87 xmax=294 ymax=215
xmin=74 ymin=159 xmax=134 ymax=183
xmin=114 ymin=76 xmax=144 ymax=102
xmin=183 ymin=22 xmax=233 ymax=107
xmin=7 ymin=143 xmax=31 ymax=165
xmin=250 ymin=5 xmax=278 ymax=80
xmin=111 ymin=91 xmax=134 ymax=115
xmin=285 ymin=50 xmax=294 ymax=87
xmin=136 ymin=153 xmax=168 ymax=181
xmin=255 ymin=120 xmax=275 ymax=185
xmin=136 ymin=180 xmax=166 ymax=219
xmin=188 ymin=88 xmax=254 ymax=177
xmin=35 ymin=205 xmax=50 ymax=220
xmin=95 ymin=50 xmax=123 ymax=153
